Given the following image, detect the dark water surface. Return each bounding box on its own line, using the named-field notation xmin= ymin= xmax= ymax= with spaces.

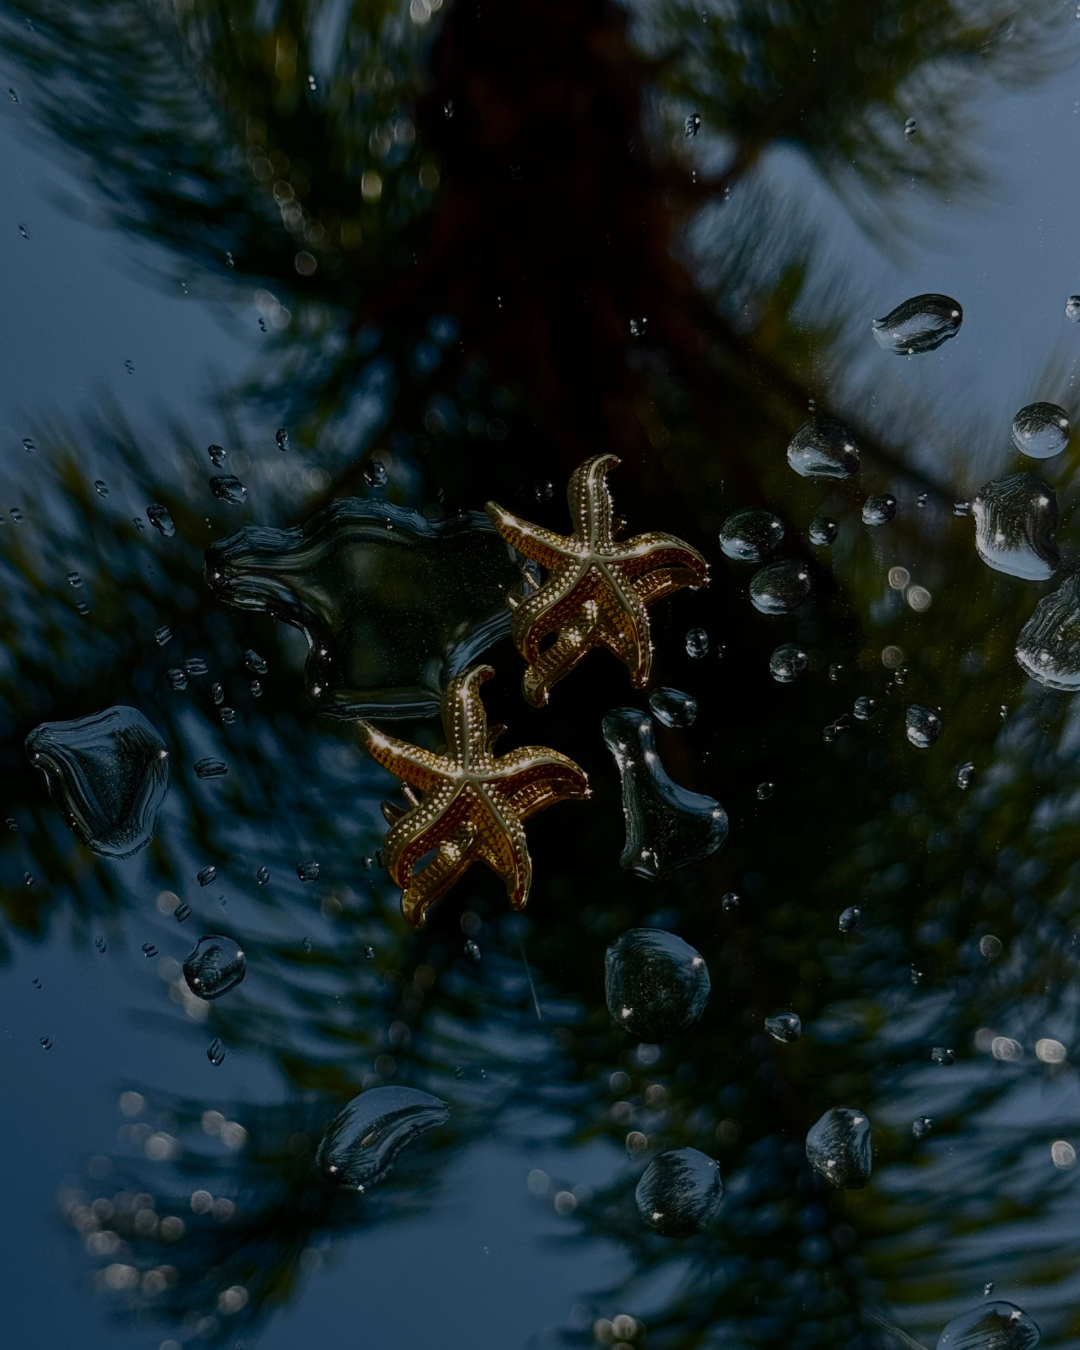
xmin=2 ymin=2 xmax=1080 ymax=1348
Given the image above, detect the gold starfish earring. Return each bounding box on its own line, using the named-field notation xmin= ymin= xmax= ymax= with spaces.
xmin=357 ymin=664 xmax=589 ymax=927
xmin=486 ymin=455 xmax=709 ymax=707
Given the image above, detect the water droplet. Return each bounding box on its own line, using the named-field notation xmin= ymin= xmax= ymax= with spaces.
xmin=917 ymin=491 xmax=928 ymax=507
xmin=174 ymin=902 xmax=191 ymax=922
xmin=146 ymin=504 xmax=175 ymax=537
xmin=853 ymin=695 xmax=877 ymax=721
xmin=142 ymin=942 xmax=157 ymax=958
xmin=648 ymin=687 xmax=697 ymax=728
xmin=154 ymin=625 xmax=172 ymax=646
xmin=206 ymin=500 xmax=527 ymax=718
xmin=603 ymin=709 xmax=728 ymax=878
xmin=40 ymin=1036 xmax=53 ymax=1050
xmin=722 ymin=892 xmax=739 ymax=913
xmin=684 ymin=113 xmax=701 ymax=138
xmin=225 ymin=251 xmax=234 ymax=267
xmin=912 ymin=1116 xmax=933 ymax=1139
xmin=1067 ymin=296 xmax=1080 ymax=321
xmin=208 ymin=444 xmax=226 ymax=467
xmin=629 ymin=317 xmax=647 ymax=338
xmin=276 ymin=427 xmax=289 ymax=451
xmin=250 ymin=679 xmax=262 ymax=697
xmin=904 ymin=116 xmax=916 ymax=136
xmin=764 ymin=1012 xmax=801 ymax=1043
xmin=787 ymin=417 xmax=860 ymax=479
xmin=906 ymin=704 xmax=942 ymax=749
xmin=364 ymin=945 xmax=376 ymax=959
xmin=194 ymin=758 xmax=228 ymax=780
xmin=979 ymin=934 xmax=1003 ymax=959
xmin=18 ymin=224 xmax=29 ymax=240
xmin=66 ymin=570 xmax=82 ymax=589
xmin=931 ymin=1046 xmax=955 ymax=1065
xmin=984 ymin=1284 xmax=995 ymax=1299
xmin=255 ymin=866 xmax=269 ymax=884
xmin=167 ymin=668 xmax=188 ymax=691
xmin=1011 ymin=402 xmax=1070 ymax=459
xmin=183 ymin=935 xmax=246 ymax=1000
xmin=839 ymin=905 xmax=862 ymax=932
xmin=972 ymin=473 xmax=1058 ymax=581
xmin=806 ymin=1107 xmax=872 ymax=1188
xmin=25 ymin=707 xmax=169 ymax=858
xmin=719 ymin=509 xmax=784 ymax=562
xmin=749 ymin=560 xmax=811 ymax=615
xmin=207 ymin=1038 xmax=226 ymax=1066
xmin=756 ymin=781 xmax=774 ymax=800
xmin=95 ymin=936 xmax=106 ymax=952
xmin=871 ymin=293 xmax=962 ymax=354
xmin=683 ymin=627 xmax=709 ymax=660
xmin=297 ymin=860 xmax=320 ymax=882
xmin=1015 ymin=574 xmax=1080 ymax=689
xmin=605 ymin=928 xmax=710 ymax=1041
xmin=635 ymin=1147 xmax=722 ymax=1236
xmin=94 ymin=480 xmax=108 ymax=497
xmin=936 ymin=1304 xmax=1039 ymax=1350
xmin=317 ymin=1086 xmax=450 ymax=1190
xmin=210 ymin=475 xmax=247 ymax=506
xmin=956 ymin=761 xmax=976 ymax=790
xmin=197 ymin=865 xmax=217 ymax=887
xmin=307 ymin=73 xmax=317 ymax=90
xmin=861 ymin=493 xmax=896 ymax=527
xmin=808 ymin=516 xmax=837 ymax=546
xmin=184 ymin=657 xmax=208 ymax=676
xmin=443 ymin=98 xmax=454 ymax=118
xmin=363 ymin=460 xmax=388 ymax=488
xmin=464 ymin=939 xmax=481 ymax=963
xmin=211 ymin=682 xmax=224 ymax=705
xmin=8 ymin=87 xmax=17 ymax=102
xmin=769 ymin=642 xmax=808 ymax=683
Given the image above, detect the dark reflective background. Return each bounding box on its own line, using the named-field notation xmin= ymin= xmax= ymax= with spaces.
xmin=2 ymin=1 xmax=1080 ymax=1347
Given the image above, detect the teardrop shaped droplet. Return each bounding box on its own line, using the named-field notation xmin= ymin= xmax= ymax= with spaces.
xmin=183 ymin=935 xmax=246 ymax=1000
xmin=634 ymin=1147 xmax=722 ymax=1236
xmin=1011 ymin=402 xmax=1069 ymax=460
xmin=208 ymin=444 xmax=226 ymax=467
xmin=786 ymin=418 xmax=860 ymax=480
xmin=936 ymin=1303 xmax=1040 ymax=1350
xmin=749 ymin=560 xmax=811 ymax=615
xmin=808 ymin=516 xmax=837 ymax=546
xmin=871 ymin=293 xmax=962 ymax=354
xmin=648 ymin=687 xmax=697 ymax=728
xmin=861 ymin=493 xmax=896 ymax=526
xmin=210 ymin=475 xmax=248 ymax=506
xmin=764 ymin=1012 xmax=801 ymax=1043
xmin=973 ymin=473 xmax=1058 ymax=581
xmin=769 ymin=642 xmax=808 ymax=683
xmin=605 ymin=928 xmax=710 ymax=1041
xmin=146 ymin=504 xmax=175 ymax=538
xmin=25 ymin=707 xmax=169 ymax=858
xmin=839 ymin=905 xmax=862 ymax=932
xmin=1016 ymin=573 xmax=1080 ymax=689
xmin=806 ymin=1106 xmax=872 ymax=1188
xmin=719 ymin=509 xmax=784 ymax=562
xmin=905 ymin=704 xmax=942 ymax=749
xmin=602 ymin=709 xmax=728 ymax=878
xmin=207 ymin=1037 xmax=226 ymax=1066
xmin=317 ymin=1085 xmax=449 ymax=1191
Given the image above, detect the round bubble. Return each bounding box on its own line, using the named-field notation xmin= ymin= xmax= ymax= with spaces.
xmin=719 ymin=509 xmax=784 ymax=562
xmin=787 ymin=418 xmax=860 ymax=480
xmin=1011 ymin=402 xmax=1069 ymax=460
xmin=605 ymin=928 xmax=710 ymax=1041
xmin=750 ymin=560 xmax=811 ymax=615
xmin=769 ymin=643 xmax=808 ymax=683
xmin=635 ymin=1147 xmax=722 ymax=1236
xmin=183 ymin=935 xmax=247 ymax=1001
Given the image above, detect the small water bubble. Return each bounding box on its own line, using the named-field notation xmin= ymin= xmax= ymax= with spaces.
xmin=648 ymin=687 xmax=697 ymax=727
xmin=258 ymin=317 xmax=267 ymax=332
xmin=225 ymin=251 xmax=234 ymax=268
xmin=808 ymin=515 xmax=837 ymax=546
xmin=66 ymin=570 xmax=82 ymax=588
xmin=862 ymin=494 xmax=896 ymax=526
xmin=197 ymin=865 xmax=217 ymax=887
xmin=307 ymin=73 xmax=317 ymax=90
xmin=185 ymin=657 xmax=208 ymax=676
xmin=207 ymin=1038 xmax=226 ymax=1066
xmin=208 ymin=444 xmax=227 ymax=467
xmin=893 ymin=667 xmax=908 ymax=686
xmin=32 ymin=976 xmax=41 ymax=989
xmin=635 ymin=1147 xmax=722 ymax=1236
xmin=904 ymin=116 xmax=916 ymax=137
xmin=953 ymin=499 xmax=972 ymax=517
xmin=4 ymin=818 xmax=15 ymax=831
xmin=443 ymin=98 xmax=454 ymax=118
xmin=364 ymin=945 xmax=375 ymax=959
xmin=984 ymin=1283 xmax=995 ymax=1298
xmin=931 ymin=1046 xmax=954 ymax=1066
xmin=210 ymin=475 xmax=247 ymax=506
xmin=184 ymin=935 xmax=246 ymax=1000
xmin=142 ymin=942 xmax=158 ymax=958
xmin=174 ymin=902 xmax=191 ymax=922
xmin=95 ymin=936 xmax=107 ymax=952
xmin=8 ymin=87 xmax=17 ymax=102
xmin=40 ymin=1036 xmax=53 ymax=1050
xmin=629 ymin=317 xmax=647 ymax=338
xmin=1066 ymin=295 xmax=1080 ymax=321
xmin=194 ymin=758 xmax=228 ymax=780
xmin=75 ymin=600 xmax=90 ymax=615
xmin=979 ymin=934 xmax=1003 ymax=959
xmin=276 ymin=427 xmax=289 ymax=452
xmin=839 ymin=905 xmax=862 ymax=932
xmin=912 ymin=1116 xmax=933 ymax=1140
xmin=749 ymin=560 xmax=811 ymax=614
xmin=756 ymin=782 xmax=774 ymax=800
xmin=787 ymin=417 xmax=860 ymax=479
xmin=250 ymin=679 xmax=262 ymax=697
xmin=145 ymin=504 xmax=175 ymax=534
xmin=94 ymin=480 xmax=108 ymax=497
xmin=297 ymin=860 xmax=320 ymax=882
xmin=124 ymin=359 xmax=134 ymax=375
xmin=957 ymin=761 xmax=976 ymax=790
xmin=1012 ymin=402 xmax=1070 ymax=459
xmin=256 ymin=866 xmax=269 ymax=884
xmin=211 ymin=683 xmax=224 ymax=705
xmin=719 ymin=509 xmax=784 ymax=561
xmin=872 ymin=294 xmax=962 ymax=354
xmin=9 ymin=506 xmax=22 ymax=522
xmin=906 ymin=705 xmax=942 ymax=749
xmin=220 ymin=707 xmax=237 ymax=725
xmin=917 ymin=491 xmax=928 ymax=508
xmin=18 ymin=224 xmax=29 ymax=240
xmin=685 ymin=627 xmax=709 ymax=659
xmin=764 ymin=1012 xmax=801 ymax=1043
xmin=532 ymin=480 xmax=553 ymax=503
xmin=154 ymin=625 xmax=172 ymax=647
xmin=132 ymin=516 xmax=145 ymax=529
xmin=853 ymin=695 xmax=876 ymax=721
xmin=363 ymin=460 xmax=388 ymax=488
xmin=769 ymin=643 xmax=808 ymax=683
xmin=722 ymin=892 xmax=739 ymax=913
xmin=806 ymin=1107 xmax=872 ymax=1188
xmin=829 ymin=662 xmax=844 ymax=683
xmin=464 ymin=939 xmax=481 ymax=963
xmin=605 ymin=929 xmax=710 ymax=1041
xmin=167 ymin=668 xmax=188 ymax=691
xmin=684 ymin=112 xmax=701 ymax=138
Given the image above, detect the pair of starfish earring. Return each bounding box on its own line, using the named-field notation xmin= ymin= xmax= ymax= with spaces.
xmin=357 ymin=454 xmax=710 ymax=926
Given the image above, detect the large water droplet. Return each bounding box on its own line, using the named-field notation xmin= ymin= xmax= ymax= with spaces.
xmin=1011 ymin=402 xmax=1070 ymax=460
xmin=786 ymin=417 xmax=860 ymax=479
xmin=906 ymin=704 xmax=942 ymax=748
xmin=808 ymin=516 xmax=837 ymax=546
xmin=973 ymin=473 xmax=1058 ymax=581
xmin=146 ymin=504 xmax=175 ymax=538
xmin=1016 ymin=574 xmax=1080 ymax=689
xmin=210 ymin=475 xmax=247 ymax=506
xmin=871 ymin=294 xmax=962 ymax=354
xmin=206 ymin=500 xmax=525 ymax=719
xmin=194 ymin=758 xmax=227 ymax=779
xmin=605 ymin=928 xmax=710 ymax=1041
xmin=635 ymin=1147 xmax=722 ymax=1236
xmin=317 ymin=1086 xmax=449 ymax=1191
xmin=719 ymin=509 xmax=784 ymax=562
xmin=806 ymin=1106 xmax=872 ymax=1188
xmin=853 ymin=695 xmax=876 ymax=721
xmin=764 ymin=1012 xmax=801 ymax=1043
xmin=769 ymin=642 xmax=808 ymax=683
xmin=602 ymin=709 xmax=728 ymax=878
xmin=648 ymin=687 xmax=697 ymax=728
xmin=363 ymin=460 xmax=388 ymax=488
xmin=1067 ymin=296 xmax=1080 ymax=322
xmin=208 ymin=444 xmax=226 ymax=467
xmin=862 ymin=494 xmax=896 ymax=527
xmin=25 ymin=707 xmax=169 ymax=858
xmin=749 ymin=560 xmax=811 ymax=614
xmin=936 ymin=1303 xmax=1040 ymax=1350
xmin=685 ymin=627 xmax=709 ymax=659
xmin=183 ymin=935 xmax=246 ymax=1000
xmin=839 ymin=905 xmax=862 ymax=932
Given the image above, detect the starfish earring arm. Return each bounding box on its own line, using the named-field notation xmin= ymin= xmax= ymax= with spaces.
xmin=567 ymin=452 xmax=620 ymax=545
xmin=483 ymin=502 xmax=571 ymax=571
xmin=357 ymin=722 xmax=450 ymax=790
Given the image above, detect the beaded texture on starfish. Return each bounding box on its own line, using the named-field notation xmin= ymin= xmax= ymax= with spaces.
xmin=486 ymin=454 xmax=709 ymax=706
xmin=357 ymin=664 xmax=589 ymax=926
